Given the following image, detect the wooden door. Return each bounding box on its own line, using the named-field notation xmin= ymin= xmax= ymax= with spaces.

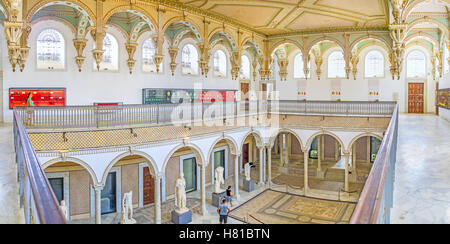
xmin=242 ymin=143 xmax=249 ymax=168
xmin=143 ymin=167 xmax=154 ymax=205
xmin=408 ymin=83 xmax=424 ymax=114
xmin=240 ymin=83 xmax=249 ymax=101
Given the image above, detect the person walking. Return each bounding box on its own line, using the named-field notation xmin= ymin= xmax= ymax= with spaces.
xmin=217 ymin=198 xmax=230 ymax=224
xmin=225 ymin=185 xmax=233 ymax=207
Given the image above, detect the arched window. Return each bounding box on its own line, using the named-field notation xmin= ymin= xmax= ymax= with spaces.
xmin=142 ymin=38 xmax=162 ymax=73
xmin=407 ymin=50 xmax=426 ymax=78
xmin=328 ymin=51 xmax=346 ymax=78
xmin=240 ymin=55 xmax=250 ymax=80
xmin=37 ymin=28 xmax=65 ymax=70
xmin=94 ymin=33 xmax=119 ymax=71
xmin=213 ymin=50 xmax=227 ymax=77
xmin=365 ymin=50 xmax=384 ymax=78
xmin=444 ymin=44 xmax=449 ymax=75
xmin=294 ymin=53 xmax=310 ymax=79
xmin=181 ymin=44 xmax=199 ymax=75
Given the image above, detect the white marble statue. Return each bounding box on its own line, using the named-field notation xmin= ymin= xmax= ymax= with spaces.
xmin=175 ymin=172 xmax=188 ymax=214
xmin=214 ymin=166 xmax=225 ymax=193
xmin=244 ymin=163 xmax=252 ymax=181
xmin=120 ymin=191 xmax=136 ymax=224
xmin=60 ymin=200 xmax=68 ymax=220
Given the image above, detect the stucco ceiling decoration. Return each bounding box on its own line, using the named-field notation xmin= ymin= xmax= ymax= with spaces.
xmin=179 ymin=0 xmax=389 ymax=35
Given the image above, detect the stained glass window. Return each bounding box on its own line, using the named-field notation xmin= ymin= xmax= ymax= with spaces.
xmin=37 ymin=29 xmax=65 ymax=70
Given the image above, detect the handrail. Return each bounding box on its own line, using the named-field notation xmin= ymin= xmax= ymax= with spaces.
xmin=13 ymin=108 xmax=67 ymax=224
xmin=16 ymin=100 xmax=396 ymax=130
xmin=349 ymin=104 xmax=399 ymax=224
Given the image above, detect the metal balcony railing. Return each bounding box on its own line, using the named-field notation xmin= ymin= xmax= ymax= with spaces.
xmin=16 ymin=100 xmax=396 ymax=130
xmin=13 ymin=108 xmax=67 ymax=224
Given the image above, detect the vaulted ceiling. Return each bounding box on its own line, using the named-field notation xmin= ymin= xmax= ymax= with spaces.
xmin=179 ymin=0 xmax=390 ymax=35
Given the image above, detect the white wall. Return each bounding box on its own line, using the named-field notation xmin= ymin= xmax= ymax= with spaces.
xmin=0 ymin=19 xmax=441 ymax=122
xmin=1 ymin=20 xmax=240 ymax=122
xmin=273 ymin=45 xmax=437 ymax=114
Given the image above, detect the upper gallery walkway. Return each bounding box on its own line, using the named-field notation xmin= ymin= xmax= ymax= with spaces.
xmin=11 ymin=100 xmax=398 ymax=224
xmin=391 ymin=114 xmax=450 ymax=224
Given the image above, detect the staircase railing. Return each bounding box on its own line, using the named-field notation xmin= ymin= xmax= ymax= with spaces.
xmin=349 ymin=105 xmax=398 ymax=224
xmin=13 ymin=108 xmax=67 ymax=224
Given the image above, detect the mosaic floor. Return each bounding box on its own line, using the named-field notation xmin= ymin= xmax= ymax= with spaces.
xmin=229 ymin=190 xmax=356 ymax=224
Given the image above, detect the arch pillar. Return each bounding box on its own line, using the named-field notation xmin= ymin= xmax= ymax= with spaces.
xmin=234 ymin=153 xmax=241 ymax=200
xmin=343 ymin=153 xmax=351 ymax=192
xmin=200 ymin=164 xmax=207 ymax=216
xmin=266 ymin=144 xmax=272 ymax=186
xmin=154 ymin=173 xmax=162 ymax=224
xmin=303 ymin=147 xmax=309 ymax=195
xmin=93 ymin=185 xmax=103 ymax=224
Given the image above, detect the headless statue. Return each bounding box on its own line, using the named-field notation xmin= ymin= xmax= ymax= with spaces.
xmin=175 ymin=172 xmax=188 ymax=213
xmin=120 ymin=191 xmax=136 ymax=224
xmin=214 ymin=166 xmax=225 ymax=193
xmin=60 ymin=200 xmax=68 ymax=220
xmin=244 ymin=163 xmax=252 ymax=181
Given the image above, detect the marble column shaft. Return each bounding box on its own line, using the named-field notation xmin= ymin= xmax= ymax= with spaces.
xmin=303 ymin=152 xmax=309 ymax=194
xmin=200 ymin=165 xmax=207 ymax=215
xmin=94 ymin=186 xmax=102 ymax=224
xmin=234 ymin=154 xmax=240 ymax=200
xmin=344 ymin=154 xmax=350 ymax=192
xmin=154 ymin=176 xmax=162 ymax=224
xmin=259 ymin=147 xmax=264 ymax=185
xmin=267 ymin=146 xmax=272 ymax=185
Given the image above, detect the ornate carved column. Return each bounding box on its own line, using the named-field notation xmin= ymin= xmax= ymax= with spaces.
xmin=197 ymin=43 xmax=211 ymax=77
xmin=4 ymin=21 xmax=23 ymax=72
xmin=344 ymin=34 xmax=352 ymax=79
xmin=168 ymin=48 xmax=179 ymax=76
xmin=314 ymin=53 xmax=323 ymax=80
xmin=389 ymin=0 xmax=408 ymax=80
xmin=92 ymin=0 xmax=105 ymax=71
xmin=125 ymin=42 xmax=138 ymax=74
xmin=278 ymin=59 xmax=289 ymax=81
xmin=153 ymin=7 xmax=166 ymax=73
xmin=73 ymin=38 xmax=87 ymax=72
xmin=437 ymin=49 xmax=443 ymax=78
xmin=431 ymin=54 xmax=437 ymax=81
xmin=252 ymin=57 xmax=258 ymax=81
xmin=230 ymin=50 xmax=242 ymax=80
xmin=351 ymin=54 xmax=360 ymax=80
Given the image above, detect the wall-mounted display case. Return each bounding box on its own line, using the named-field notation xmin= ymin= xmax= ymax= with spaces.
xmin=143 ymin=89 xmax=236 ymax=104
xmin=437 ymin=88 xmax=450 ymax=110
xmin=9 ymin=88 xmax=66 ymax=109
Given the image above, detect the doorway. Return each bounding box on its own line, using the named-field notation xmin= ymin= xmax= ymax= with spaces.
xmin=143 ymin=167 xmax=154 ymax=205
xmin=242 ymin=143 xmax=249 ymax=168
xmin=408 ymin=83 xmax=424 ymax=113
xmin=182 ymin=157 xmax=197 ymax=193
xmin=240 ymin=82 xmax=250 ymax=101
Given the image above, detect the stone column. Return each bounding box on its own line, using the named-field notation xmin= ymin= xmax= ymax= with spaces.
xmin=303 ymin=152 xmax=309 ymax=194
xmin=200 ymin=164 xmax=207 ymax=215
xmin=154 ymin=175 xmax=162 ymax=224
xmin=234 ymin=154 xmax=240 ymax=200
xmin=344 ymin=154 xmax=350 ymax=192
xmin=280 ymin=135 xmax=284 ymax=166
xmin=94 ymin=186 xmax=103 ymax=224
xmin=259 ymin=147 xmax=264 ymax=185
xmin=285 ymin=134 xmax=290 ymax=166
xmin=367 ymin=137 xmax=371 ymax=163
xmin=317 ymin=135 xmax=322 ymax=172
xmin=267 ymin=146 xmax=272 ymax=186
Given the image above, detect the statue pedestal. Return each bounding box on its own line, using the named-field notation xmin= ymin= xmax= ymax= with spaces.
xmin=243 ymin=179 xmax=255 ymax=192
xmin=212 ymin=191 xmax=226 ymax=207
xmin=171 ymin=210 xmax=192 ymax=224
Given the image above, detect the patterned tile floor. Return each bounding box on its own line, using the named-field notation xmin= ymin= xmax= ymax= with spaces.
xmin=230 ymin=190 xmax=356 ymax=224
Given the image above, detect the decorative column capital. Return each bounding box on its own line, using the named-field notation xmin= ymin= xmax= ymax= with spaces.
xmin=73 ymin=38 xmax=88 ymax=72
xmin=125 ymin=42 xmax=138 ymax=74
xmin=168 ymin=48 xmax=179 ymax=76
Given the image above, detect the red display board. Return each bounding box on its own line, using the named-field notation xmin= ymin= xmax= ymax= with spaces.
xmin=9 ymin=88 xmax=66 ymax=109
xmin=196 ymin=90 xmax=236 ymax=103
